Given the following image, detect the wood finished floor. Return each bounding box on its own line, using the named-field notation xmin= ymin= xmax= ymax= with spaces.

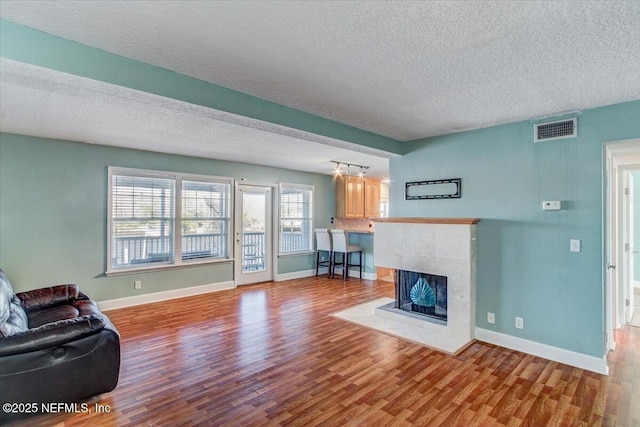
xmin=7 ymin=277 xmax=639 ymax=426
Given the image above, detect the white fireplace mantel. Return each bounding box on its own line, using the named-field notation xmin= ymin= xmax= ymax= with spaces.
xmin=372 ymin=217 xmax=479 ymax=354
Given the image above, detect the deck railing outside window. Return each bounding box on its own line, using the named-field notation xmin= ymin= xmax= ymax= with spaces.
xmin=113 ymin=232 xmax=303 ymax=269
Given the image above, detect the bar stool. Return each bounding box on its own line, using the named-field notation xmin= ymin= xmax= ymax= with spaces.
xmin=329 ymin=229 xmax=363 ymax=281
xmin=314 ymin=228 xmax=333 ymax=277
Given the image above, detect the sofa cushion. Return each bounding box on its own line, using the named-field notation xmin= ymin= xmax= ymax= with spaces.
xmin=18 ymin=284 xmax=80 ymax=312
xmin=27 ymin=304 xmax=80 ymax=329
xmin=0 ymin=288 xmax=11 ymax=325
xmin=0 ymin=314 xmax=107 ymax=357
xmin=0 ymin=296 xmax=29 ymax=338
xmin=0 ymin=269 xmax=28 ymax=337
xmin=75 ymin=299 xmax=103 ymax=317
xmin=0 ymin=269 xmax=15 ymax=323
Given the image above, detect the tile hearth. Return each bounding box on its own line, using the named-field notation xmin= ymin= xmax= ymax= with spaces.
xmin=333 ymin=297 xmax=470 ymax=354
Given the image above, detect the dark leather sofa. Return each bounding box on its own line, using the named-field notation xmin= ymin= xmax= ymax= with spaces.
xmin=0 ymin=269 xmax=120 ymax=418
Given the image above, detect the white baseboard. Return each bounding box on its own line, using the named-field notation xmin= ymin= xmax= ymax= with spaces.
xmin=275 ymin=269 xmax=318 ymax=281
xmin=475 ymin=327 xmax=609 ymax=375
xmin=332 ymin=267 xmax=377 ymax=281
xmin=98 ymin=281 xmax=235 ymax=311
xmin=99 ymin=267 xmax=380 ymax=310
xmin=276 ymin=268 xmax=377 ymax=282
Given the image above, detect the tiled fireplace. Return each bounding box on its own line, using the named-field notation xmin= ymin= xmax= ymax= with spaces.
xmin=373 ymin=218 xmax=479 ymax=354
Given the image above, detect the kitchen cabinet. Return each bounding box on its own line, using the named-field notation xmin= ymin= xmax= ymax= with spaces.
xmin=336 ymin=176 xmax=380 ymax=218
xmin=364 ymin=178 xmax=380 ymax=218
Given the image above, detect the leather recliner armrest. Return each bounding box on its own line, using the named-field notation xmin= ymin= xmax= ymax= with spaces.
xmin=16 ymin=284 xmax=81 ymax=312
xmin=0 ymin=314 xmax=106 ymax=357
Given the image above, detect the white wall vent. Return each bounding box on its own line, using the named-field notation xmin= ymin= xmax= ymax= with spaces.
xmin=534 ymin=118 xmax=577 ymax=143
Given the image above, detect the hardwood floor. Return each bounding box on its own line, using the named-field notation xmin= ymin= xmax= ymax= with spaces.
xmin=6 ymin=277 xmax=639 ymax=426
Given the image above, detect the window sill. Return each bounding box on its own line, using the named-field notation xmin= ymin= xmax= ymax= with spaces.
xmin=105 ymin=258 xmax=233 ymax=276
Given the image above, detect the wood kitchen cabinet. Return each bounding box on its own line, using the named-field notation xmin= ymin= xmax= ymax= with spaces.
xmin=364 ymin=178 xmax=381 ymax=218
xmin=335 ymin=176 xmax=380 ymax=218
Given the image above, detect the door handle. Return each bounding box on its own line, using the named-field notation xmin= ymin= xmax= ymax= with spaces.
xmin=607 ymin=264 xmax=616 ymax=270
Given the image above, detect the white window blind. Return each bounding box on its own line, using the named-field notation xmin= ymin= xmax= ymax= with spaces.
xmin=181 ymin=180 xmax=231 ymax=261
xmin=111 ymin=174 xmax=175 ymax=268
xmin=108 ymin=167 xmax=232 ymax=273
xmin=279 ymin=184 xmax=313 ymax=254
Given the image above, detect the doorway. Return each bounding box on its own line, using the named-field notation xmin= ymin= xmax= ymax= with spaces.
xmin=604 ymin=139 xmax=640 ymax=353
xmin=234 ymin=184 xmax=273 ymax=285
xmin=622 ymin=170 xmax=637 ymax=325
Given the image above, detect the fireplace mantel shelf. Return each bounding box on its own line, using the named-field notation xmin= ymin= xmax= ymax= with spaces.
xmin=371 ymin=217 xmax=480 ymax=225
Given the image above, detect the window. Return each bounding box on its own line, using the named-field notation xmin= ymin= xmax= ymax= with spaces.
xmin=181 ymin=179 xmax=231 ymax=262
xmin=108 ymin=167 xmax=232 ymax=273
xmin=279 ymin=183 xmax=313 ymax=254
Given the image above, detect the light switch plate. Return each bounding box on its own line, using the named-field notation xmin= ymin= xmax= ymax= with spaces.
xmin=570 ymin=239 xmax=581 ymax=252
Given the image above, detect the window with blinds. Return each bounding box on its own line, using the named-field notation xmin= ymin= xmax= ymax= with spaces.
xmin=181 ymin=180 xmax=231 ymax=261
xmin=279 ymin=183 xmax=313 ymax=254
xmin=108 ymin=167 xmax=232 ymax=273
xmin=111 ymin=174 xmax=176 ymax=268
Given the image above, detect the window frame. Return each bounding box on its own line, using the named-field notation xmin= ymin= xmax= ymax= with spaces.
xmin=278 ymin=183 xmax=314 ymax=256
xmin=107 ymin=166 xmax=233 ymax=275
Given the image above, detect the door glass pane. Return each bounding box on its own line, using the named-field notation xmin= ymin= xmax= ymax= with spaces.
xmin=242 ymin=192 xmax=266 ymax=273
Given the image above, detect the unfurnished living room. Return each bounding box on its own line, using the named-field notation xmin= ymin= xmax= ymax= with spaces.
xmin=1 ymin=1 xmax=639 ymax=426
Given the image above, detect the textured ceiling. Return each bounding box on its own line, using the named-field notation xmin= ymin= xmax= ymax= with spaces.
xmin=0 ymin=59 xmax=393 ymax=179
xmin=2 ymin=1 xmax=639 ymax=141
xmin=1 ymin=1 xmax=639 ymax=178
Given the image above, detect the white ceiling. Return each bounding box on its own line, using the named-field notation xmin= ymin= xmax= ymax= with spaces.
xmin=1 ymin=1 xmax=640 ymax=177
xmin=0 ymin=58 xmax=394 ymax=178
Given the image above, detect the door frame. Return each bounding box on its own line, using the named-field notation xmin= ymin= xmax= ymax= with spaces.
xmin=234 ymin=182 xmax=278 ymax=285
xmin=622 ymin=170 xmax=636 ymax=323
xmin=604 ymin=138 xmax=640 ymax=354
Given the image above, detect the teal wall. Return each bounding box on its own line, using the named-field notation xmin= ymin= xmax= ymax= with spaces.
xmin=0 ymin=133 xmax=335 ymax=301
xmin=0 ymin=19 xmax=403 ymax=155
xmin=390 ymin=100 xmax=640 ymax=357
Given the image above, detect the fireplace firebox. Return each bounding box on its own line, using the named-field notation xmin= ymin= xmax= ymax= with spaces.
xmin=395 ymin=270 xmax=447 ymax=322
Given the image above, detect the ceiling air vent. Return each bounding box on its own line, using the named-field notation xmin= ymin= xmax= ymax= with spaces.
xmin=534 ymin=118 xmax=577 ymax=143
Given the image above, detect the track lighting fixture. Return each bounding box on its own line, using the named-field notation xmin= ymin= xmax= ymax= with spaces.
xmin=331 ymin=161 xmax=369 ymax=177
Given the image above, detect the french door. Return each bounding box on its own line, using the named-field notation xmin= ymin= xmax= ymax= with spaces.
xmin=234 ymin=184 xmax=273 ymax=285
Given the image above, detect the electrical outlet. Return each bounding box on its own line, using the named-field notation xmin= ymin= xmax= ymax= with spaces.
xmin=134 ymin=280 xmax=142 ymax=290
xmin=515 ymin=317 xmax=524 ymax=329
xmin=487 ymin=312 xmax=495 ymax=324
xmin=542 ymin=200 xmax=561 ymax=211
